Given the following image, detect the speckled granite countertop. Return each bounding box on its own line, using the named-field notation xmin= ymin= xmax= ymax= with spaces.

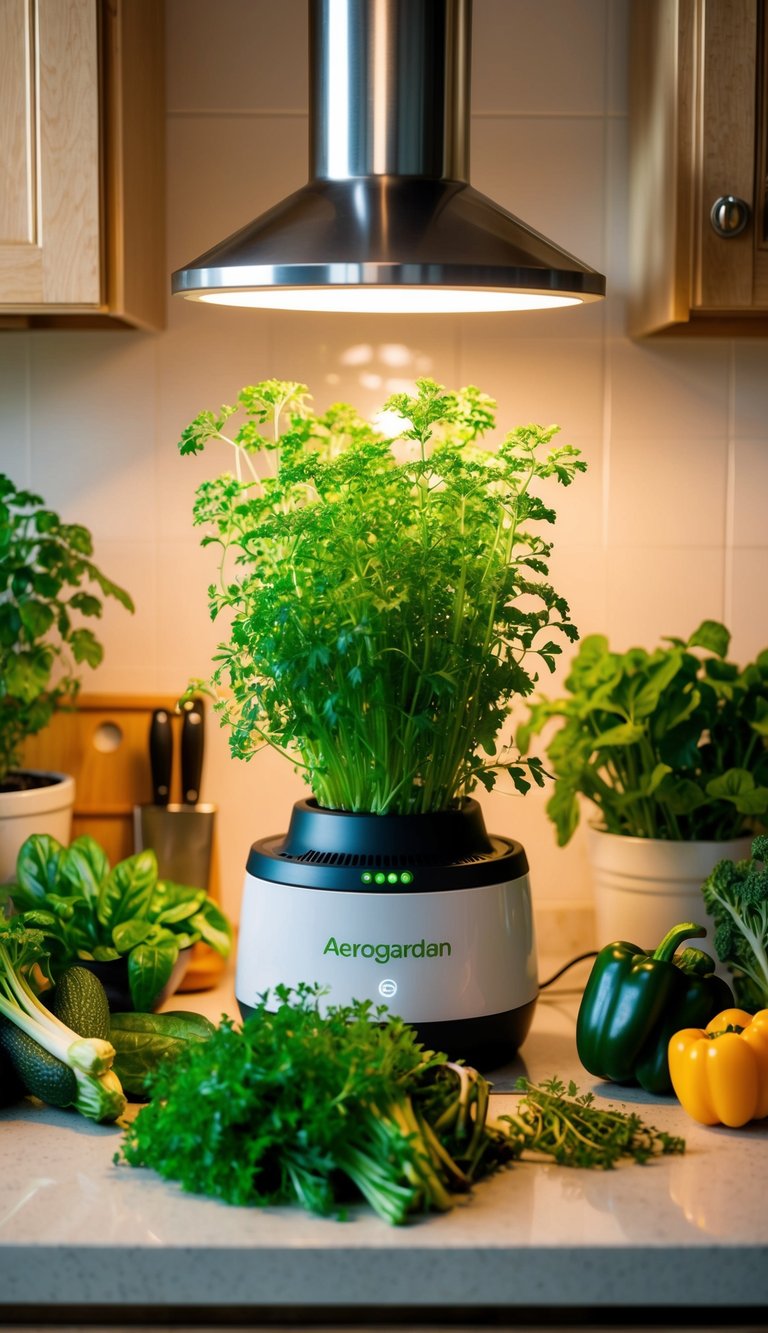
xmin=1 ymin=959 xmax=766 ymax=1321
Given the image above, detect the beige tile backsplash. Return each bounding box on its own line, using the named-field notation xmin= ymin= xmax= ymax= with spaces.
xmin=1 ymin=0 xmax=767 ymax=960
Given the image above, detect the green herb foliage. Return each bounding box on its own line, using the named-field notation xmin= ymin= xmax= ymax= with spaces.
xmin=117 ymin=989 xmax=686 ymax=1224
xmin=117 ymin=984 xmax=515 ymax=1224
xmin=518 ymin=621 xmax=768 ymax=844
xmin=503 ymin=1077 xmax=685 ymax=1168
xmin=702 ymin=834 xmax=768 ymax=1009
xmin=0 ymin=474 xmax=134 ymax=786
xmin=2 ymin=833 xmax=231 ymax=1012
xmin=179 ymin=378 xmax=585 ymax=813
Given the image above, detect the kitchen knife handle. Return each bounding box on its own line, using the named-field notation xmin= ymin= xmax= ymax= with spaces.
xmin=149 ymin=708 xmax=173 ymax=806
xmin=181 ymin=700 xmax=204 ymax=805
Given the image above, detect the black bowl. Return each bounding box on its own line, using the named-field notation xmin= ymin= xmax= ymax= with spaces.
xmin=77 ymin=948 xmax=192 ymax=1012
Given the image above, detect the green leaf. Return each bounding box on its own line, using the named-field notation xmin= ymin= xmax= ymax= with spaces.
xmin=657 ymin=777 xmax=708 ymax=814
xmin=127 ymin=937 xmax=178 ymax=1012
xmin=706 ymin=769 xmax=755 ymax=799
xmin=69 ymin=628 xmax=103 ymax=668
xmin=60 ymin=836 xmax=110 ymax=904
xmin=687 ymin=620 xmax=730 ymax=657
xmin=628 ymin=654 xmax=684 ymax=718
xmin=641 ymin=762 xmax=673 ymax=797
xmin=91 ymin=945 xmax=120 ymax=962
xmin=68 ymin=592 xmax=103 ymax=617
xmin=591 ymin=722 xmax=646 ymax=749
xmin=546 ymin=781 xmax=581 ymax=847
xmin=15 ymin=834 xmax=65 ymax=901
xmin=97 ymin=850 xmax=157 ymax=929
xmin=18 ymin=600 xmax=55 ymax=637
xmin=189 ymin=901 xmax=232 ymax=956
xmin=108 ymin=1010 xmax=215 ymax=1096
xmin=112 ymin=917 xmax=153 ymax=953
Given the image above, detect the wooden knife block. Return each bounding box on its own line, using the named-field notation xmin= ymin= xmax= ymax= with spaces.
xmin=22 ymin=693 xmax=224 ymax=992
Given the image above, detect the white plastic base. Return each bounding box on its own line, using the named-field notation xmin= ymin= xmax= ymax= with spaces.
xmin=235 ymin=872 xmax=538 ymax=1025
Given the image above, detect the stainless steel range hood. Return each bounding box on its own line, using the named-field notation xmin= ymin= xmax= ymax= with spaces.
xmin=172 ymin=0 xmax=605 ymax=314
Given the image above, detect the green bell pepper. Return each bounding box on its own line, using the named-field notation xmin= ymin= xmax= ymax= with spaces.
xmin=575 ymin=921 xmax=734 ymax=1095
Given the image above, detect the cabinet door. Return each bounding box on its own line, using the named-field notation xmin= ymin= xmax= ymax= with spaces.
xmin=0 ymin=0 xmax=101 ymax=310
xmin=629 ymin=0 xmax=768 ymax=334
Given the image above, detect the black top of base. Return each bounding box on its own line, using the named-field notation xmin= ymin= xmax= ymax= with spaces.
xmin=284 ymin=797 xmax=494 ymax=859
xmin=246 ymin=798 xmax=529 ymax=892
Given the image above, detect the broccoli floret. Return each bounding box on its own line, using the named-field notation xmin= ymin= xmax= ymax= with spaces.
xmin=702 ymin=850 xmax=768 ymax=1009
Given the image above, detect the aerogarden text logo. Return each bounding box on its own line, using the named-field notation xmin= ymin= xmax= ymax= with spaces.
xmin=323 ymin=936 xmax=452 ymax=965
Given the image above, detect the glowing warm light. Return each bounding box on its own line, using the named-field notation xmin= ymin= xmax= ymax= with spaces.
xmin=373 ymin=407 xmax=413 ymax=437
xmin=193 ymin=288 xmax=584 ymax=314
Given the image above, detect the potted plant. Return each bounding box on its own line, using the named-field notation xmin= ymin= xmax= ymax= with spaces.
xmin=179 ymin=377 xmax=585 ymax=1064
xmin=518 ymin=622 xmax=768 ymax=951
xmin=0 ymin=474 xmax=134 ymax=877
xmin=4 ymin=832 xmax=232 ymax=1011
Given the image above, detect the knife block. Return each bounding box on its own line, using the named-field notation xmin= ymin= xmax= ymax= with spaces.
xmin=22 ymin=693 xmax=225 ymax=992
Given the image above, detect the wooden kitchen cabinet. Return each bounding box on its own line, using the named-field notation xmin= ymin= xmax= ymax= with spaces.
xmin=629 ymin=0 xmax=768 ymax=335
xmin=0 ymin=0 xmax=165 ymax=330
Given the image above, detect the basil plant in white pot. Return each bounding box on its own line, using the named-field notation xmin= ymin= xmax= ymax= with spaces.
xmin=0 ymin=475 xmax=134 ymax=878
xmin=518 ymin=621 xmax=768 ymax=953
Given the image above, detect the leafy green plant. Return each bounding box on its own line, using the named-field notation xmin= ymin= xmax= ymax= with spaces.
xmin=2 ymin=834 xmax=232 ymax=1011
xmin=702 ymin=833 xmax=768 ymax=1010
xmin=179 ymin=377 xmax=586 ymax=814
xmin=117 ymin=983 xmax=515 ymax=1223
xmin=0 ymin=474 xmax=134 ymax=789
xmin=116 ymin=986 xmax=686 ymax=1224
xmin=518 ymin=621 xmax=768 ymax=844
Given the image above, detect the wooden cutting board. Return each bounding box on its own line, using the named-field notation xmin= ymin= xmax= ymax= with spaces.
xmin=23 ymin=693 xmax=183 ymax=864
xmin=22 ymin=693 xmax=223 ymax=990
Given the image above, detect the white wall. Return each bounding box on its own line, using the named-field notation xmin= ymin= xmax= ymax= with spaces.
xmin=1 ymin=0 xmax=767 ymax=954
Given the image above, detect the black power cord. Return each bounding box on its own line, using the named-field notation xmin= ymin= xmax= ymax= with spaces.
xmin=538 ymin=950 xmax=598 ymax=990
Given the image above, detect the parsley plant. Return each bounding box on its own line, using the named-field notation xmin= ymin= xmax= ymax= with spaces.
xmin=180 ymin=378 xmax=585 ymax=813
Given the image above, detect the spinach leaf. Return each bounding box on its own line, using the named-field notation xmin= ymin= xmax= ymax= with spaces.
xmin=127 ymin=936 xmax=178 ymax=1012
xmin=98 ymin=851 xmax=156 ymax=929
xmin=190 ymin=901 xmax=231 ymax=956
xmin=109 ymin=1010 xmax=215 ymax=1096
xmin=112 ymin=918 xmax=153 ymax=953
xmin=152 ymin=881 xmax=206 ymax=924
xmin=60 ymin=836 xmax=109 ymax=904
xmin=15 ymin=835 xmax=63 ymax=903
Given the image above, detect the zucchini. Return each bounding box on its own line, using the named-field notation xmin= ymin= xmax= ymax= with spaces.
xmin=52 ymin=965 xmax=111 ymax=1040
xmin=0 ymin=1016 xmax=78 ymax=1108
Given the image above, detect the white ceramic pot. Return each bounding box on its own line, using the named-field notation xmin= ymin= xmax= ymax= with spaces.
xmin=0 ymin=772 xmax=75 ymax=881
xmin=586 ymin=826 xmax=753 ymax=957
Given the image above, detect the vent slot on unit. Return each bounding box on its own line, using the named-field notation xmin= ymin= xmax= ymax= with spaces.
xmin=280 ymin=848 xmax=496 ymax=869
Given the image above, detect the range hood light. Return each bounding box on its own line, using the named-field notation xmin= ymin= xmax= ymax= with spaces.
xmin=195 ymin=290 xmax=582 ymax=314
xmin=173 ymin=0 xmax=605 ymax=315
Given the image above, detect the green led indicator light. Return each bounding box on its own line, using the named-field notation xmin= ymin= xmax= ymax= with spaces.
xmin=374 ymin=872 xmax=386 ymax=884
xmin=400 ymin=871 xmax=413 ymax=884
xmin=387 ymin=872 xmax=398 ymax=884
xmin=361 ymin=871 xmax=373 ymax=884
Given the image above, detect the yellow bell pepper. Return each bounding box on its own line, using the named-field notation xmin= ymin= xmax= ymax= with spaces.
xmin=668 ymin=1008 xmax=768 ymax=1128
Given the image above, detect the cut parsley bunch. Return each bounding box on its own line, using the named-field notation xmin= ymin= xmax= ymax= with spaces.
xmin=702 ymin=835 xmax=768 ymax=1009
xmin=117 ymin=985 xmax=513 ymax=1224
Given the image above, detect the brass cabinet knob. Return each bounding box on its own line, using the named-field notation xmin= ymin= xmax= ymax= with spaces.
xmin=709 ymin=195 xmax=751 ymax=237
